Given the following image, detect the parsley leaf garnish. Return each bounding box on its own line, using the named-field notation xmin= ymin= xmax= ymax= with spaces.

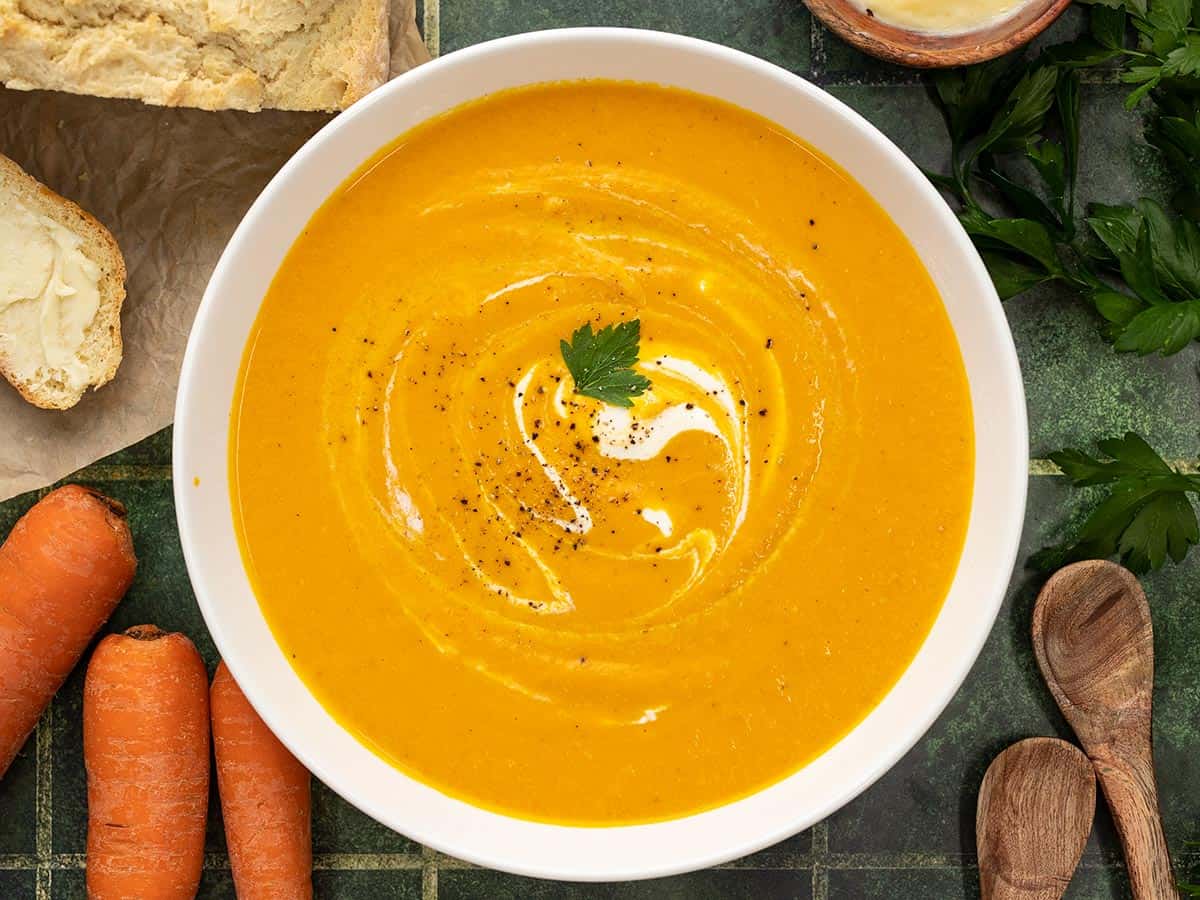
xmin=559 ymin=319 xmax=651 ymax=408
xmin=1033 ymin=433 xmax=1200 ymax=574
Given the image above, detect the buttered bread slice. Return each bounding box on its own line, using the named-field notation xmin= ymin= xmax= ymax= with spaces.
xmin=0 ymin=0 xmax=390 ymax=112
xmin=0 ymin=154 xmax=126 ymax=410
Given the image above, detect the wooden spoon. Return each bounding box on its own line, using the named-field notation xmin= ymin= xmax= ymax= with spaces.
xmin=977 ymin=738 xmax=1096 ymax=899
xmin=1033 ymin=560 xmax=1177 ymax=899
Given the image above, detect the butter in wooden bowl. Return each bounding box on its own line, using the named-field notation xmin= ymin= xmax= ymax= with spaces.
xmin=803 ymin=0 xmax=1071 ymax=67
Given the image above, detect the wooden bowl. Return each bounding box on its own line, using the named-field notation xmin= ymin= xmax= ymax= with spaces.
xmin=803 ymin=0 xmax=1073 ymax=67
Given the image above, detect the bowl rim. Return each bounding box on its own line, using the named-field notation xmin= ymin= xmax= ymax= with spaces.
xmin=174 ymin=27 xmax=1028 ymax=882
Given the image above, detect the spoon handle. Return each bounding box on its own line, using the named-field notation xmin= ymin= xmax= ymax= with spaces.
xmin=1092 ymin=741 xmax=1176 ymax=900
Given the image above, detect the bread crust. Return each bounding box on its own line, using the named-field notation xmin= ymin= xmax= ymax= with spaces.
xmin=0 ymin=0 xmax=391 ymax=112
xmin=0 ymin=153 xmax=127 ymax=410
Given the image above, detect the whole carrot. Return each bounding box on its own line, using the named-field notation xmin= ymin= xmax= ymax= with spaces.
xmin=212 ymin=660 xmax=312 ymax=899
xmin=0 ymin=485 xmax=136 ymax=777
xmin=85 ymin=626 xmax=209 ymax=900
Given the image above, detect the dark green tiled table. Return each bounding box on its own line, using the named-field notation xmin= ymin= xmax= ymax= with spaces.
xmin=2 ymin=2 xmax=1199 ymax=898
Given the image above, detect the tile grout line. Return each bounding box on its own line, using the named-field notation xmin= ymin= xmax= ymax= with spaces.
xmin=1029 ymin=457 xmax=1199 ymax=475
xmin=33 ymin=707 xmax=52 ymax=900
xmin=310 ymin=852 xmax=423 ymax=870
xmin=423 ymin=0 xmax=440 ymax=58
xmin=421 ymin=844 xmax=439 ymax=899
xmin=811 ymin=820 xmax=829 ymax=899
xmin=1028 ymin=458 xmax=1064 ymax=476
xmin=0 ymin=847 xmax=1194 ymax=872
xmin=70 ymin=464 xmax=173 ymax=482
xmin=809 ymin=20 xmax=827 ymax=82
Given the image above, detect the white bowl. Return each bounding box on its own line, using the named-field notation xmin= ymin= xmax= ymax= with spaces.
xmin=174 ymin=28 xmax=1027 ymax=882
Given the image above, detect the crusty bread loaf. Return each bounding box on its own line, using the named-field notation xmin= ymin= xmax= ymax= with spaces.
xmin=0 ymin=0 xmax=390 ymax=112
xmin=0 ymin=154 xmax=126 ymax=410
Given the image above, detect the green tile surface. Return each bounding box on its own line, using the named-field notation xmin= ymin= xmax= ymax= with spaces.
xmin=0 ymin=872 xmax=37 ymax=898
xmin=825 ymin=866 xmax=1135 ymax=899
xmin=438 ymin=869 xmax=812 ymax=898
xmin=2 ymin=1 xmax=1200 ymax=898
xmin=46 ymin=863 xmax=424 ymax=899
xmin=0 ymin=716 xmax=37 ymax=857
xmin=439 ymin=0 xmax=811 ymax=71
xmin=311 ymin=782 xmax=421 ymax=855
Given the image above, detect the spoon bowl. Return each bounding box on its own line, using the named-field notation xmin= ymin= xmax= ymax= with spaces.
xmin=1032 ymin=560 xmax=1176 ymax=899
xmin=977 ymin=737 xmax=1096 ymax=900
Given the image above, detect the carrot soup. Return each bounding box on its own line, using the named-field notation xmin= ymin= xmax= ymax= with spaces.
xmin=230 ymin=81 xmax=974 ymax=824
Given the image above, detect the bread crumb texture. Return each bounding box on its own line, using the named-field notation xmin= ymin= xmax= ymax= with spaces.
xmin=0 ymin=0 xmax=390 ymax=111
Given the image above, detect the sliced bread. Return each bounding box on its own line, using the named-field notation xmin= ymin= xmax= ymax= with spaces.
xmin=0 ymin=153 xmax=126 ymax=410
xmin=0 ymin=0 xmax=390 ymax=112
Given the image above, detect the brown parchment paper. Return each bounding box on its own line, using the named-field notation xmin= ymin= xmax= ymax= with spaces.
xmin=0 ymin=1 xmax=428 ymax=501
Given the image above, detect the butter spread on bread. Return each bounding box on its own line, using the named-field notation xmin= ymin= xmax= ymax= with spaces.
xmin=0 ymin=154 xmax=125 ymax=410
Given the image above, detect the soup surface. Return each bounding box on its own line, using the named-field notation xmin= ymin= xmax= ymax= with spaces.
xmin=231 ymin=81 xmax=974 ymax=824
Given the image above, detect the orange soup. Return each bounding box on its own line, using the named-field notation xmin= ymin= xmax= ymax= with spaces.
xmin=231 ymin=81 xmax=973 ymax=824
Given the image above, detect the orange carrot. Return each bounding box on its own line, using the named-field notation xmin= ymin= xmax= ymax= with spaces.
xmin=85 ymin=626 xmax=209 ymax=900
xmin=212 ymin=660 xmax=313 ymax=899
xmin=0 ymin=484 xmax=136 ymax=777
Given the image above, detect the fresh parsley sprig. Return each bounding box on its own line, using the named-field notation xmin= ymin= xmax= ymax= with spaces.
xmin=1057 ymin=0 xmax=1200 ymax=220
xmin=1034 ymin=432 xmax=1200 ymax=573
xmin=928 ymin=11 xmax=1200 ymax=356
xmin=559 ymin=319 xmax=651 ymax=408
xmin=1050 ymin=0 xmax=1200 ymax=109
xmin=1147 ymin=90 xmax=1200 ymax=217
xmin=1086 ymin=199 xmax=1200 ymax=353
